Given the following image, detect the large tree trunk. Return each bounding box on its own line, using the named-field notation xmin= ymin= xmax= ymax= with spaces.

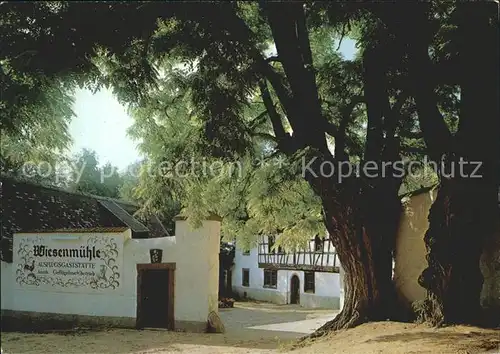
xmin=260 ymin=3 xmax=406 ymax=335
xmin=305 ymin=40 xmax=404 ymax=334
xmin=310 ymin=175 xmax=402 ymax=335
xmin=416 ymin=3 xmax=499 ymax=326
xmin=318 ymin=240 xmax=393 ymax=332
xmin=417 ymin=178 xmax=498 ymax=325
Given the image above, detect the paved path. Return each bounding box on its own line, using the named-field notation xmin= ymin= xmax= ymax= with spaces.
xmin=219 ymin=302 xmax=338 ymax=337
xmin=247 ymin=314 xmax=337 ymax=334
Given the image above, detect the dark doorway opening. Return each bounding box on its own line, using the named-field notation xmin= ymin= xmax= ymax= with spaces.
xmin=136 ymin=263 xmax=175 ymax=330
xmin=219 ymin=269 xmax=233 ymax=298
xmin=290 ymin=274 xmax=300 ymax=304
xmin=227 ymin=269 xmax=232 ymax=293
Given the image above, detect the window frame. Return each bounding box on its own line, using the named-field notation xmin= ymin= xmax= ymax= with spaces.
xmin=304 ymin=271 xmax=315 ymax=293
xmin=242 ymin=268 xmax=250 ymax=287
xmin=263 ymin=268 xmax=278 ymax=289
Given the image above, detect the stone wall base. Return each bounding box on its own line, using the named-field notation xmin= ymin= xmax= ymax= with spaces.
xmin=1 ymin=310 xmax=136 ymax=332
xmin=231 ymin=286 xmax=340 ymax=309
xmin=174 ymin=320 xmax=208 ymax=333
xmin=1 ymin=310 xmax=212 ymax=333
xmin=300 ymin=294 xmax=340 ymax=309
xmin=232 ymin=286 xmax=287 ymax=304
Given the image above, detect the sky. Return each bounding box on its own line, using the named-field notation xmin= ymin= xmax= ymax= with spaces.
xmin=69 ymin=89 xmax=139 ymax=171
xmin=68 ymin=39 xmax=358 ymax=170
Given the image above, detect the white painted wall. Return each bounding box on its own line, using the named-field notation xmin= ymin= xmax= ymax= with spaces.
xmin=173 ymin=218 xmax=220 ymax=323
xmin=394 ymin=189 xmax=500 ymax=310
xmin=5 ymin=230 xmax=133 ymax=318
xmin=1 ymin=218 xmax=221 ymax=330
xmin=1 ymin=261 xmax=13 ymax=310
xmin=339 ymin=265 xmax=345 ymax=311
xmin=232 ymin=246 xmax=341 ymax=309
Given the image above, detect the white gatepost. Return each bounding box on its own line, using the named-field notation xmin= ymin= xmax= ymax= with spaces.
xmin=172 ymin=215 xmax=221 ymax=332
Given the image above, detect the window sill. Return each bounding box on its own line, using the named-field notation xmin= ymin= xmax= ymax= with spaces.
xmin=304 ymin=290 xmax=315 ymax=294
xmin=263 ymin=285 xmax=277 ymax=289
xmin=242 ymin=284 xmax=249 ymax=287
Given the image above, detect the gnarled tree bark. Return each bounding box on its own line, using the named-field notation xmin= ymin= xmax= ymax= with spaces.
xmin=311 ymin=177 xmax=402 ymax=334
xmin=305 ymin=41 xmax=405 ymax=333
xmin=418 ymin=177 xmax=498 ymax=325
xmin=404 ymin=2 xmax=499 ymax=325
xmin=248 ymin=3 xmax=408 ymax=333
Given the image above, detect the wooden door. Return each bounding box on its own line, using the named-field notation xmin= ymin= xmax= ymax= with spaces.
xmin=136 ymin=264 xmax=175 ymax=330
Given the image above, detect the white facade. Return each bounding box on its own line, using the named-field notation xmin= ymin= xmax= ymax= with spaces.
xmin=232 ymin=236 xmax=342 ymax=309
xmin=1 ymin=217 xmax=221 ymax=332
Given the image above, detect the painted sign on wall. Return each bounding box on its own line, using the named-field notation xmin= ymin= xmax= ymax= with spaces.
xmin=13 ymin=233 xmax=124 ymax=293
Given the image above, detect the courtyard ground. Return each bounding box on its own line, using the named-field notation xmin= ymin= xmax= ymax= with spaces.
xmin=2 ymin=302 xmax=499 ymax=353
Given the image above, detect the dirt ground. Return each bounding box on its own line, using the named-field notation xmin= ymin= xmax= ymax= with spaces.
xmin=2 ymin=302 xmax=499 ymax=354
xmin=296 ymin=322 xmax=500 ymax=354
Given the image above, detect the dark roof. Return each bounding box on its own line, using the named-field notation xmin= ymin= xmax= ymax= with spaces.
xmin=98 ymin=199 xmax=149 ymax=234
xmin=147 ymin=213 xmax=171 ymax=237
xmin=18 ymin=227 xmax=130 ymax=234
xmin=0 ymin=174 xmax=140 ymax=208
xmin=173 ymin=213 xmax=222 ymax=221
xmin=0 ymin=176 xmax=169 ymax=262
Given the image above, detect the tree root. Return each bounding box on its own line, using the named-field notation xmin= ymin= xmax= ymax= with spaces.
xmin=412 ymin=297 xmax=445 ymax=327
xmin=295 ymin=308 xmax=363 ymax=347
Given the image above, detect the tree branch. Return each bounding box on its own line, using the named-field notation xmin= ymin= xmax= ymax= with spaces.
xmin=259 ymin=80 xmax=287 ymax=140
xmin=363 ymin=45 xmax=387 ymax=162
xmin=401 ymin=146 xmax=426 ymax=155
xmin=217 ymin=6 xmax=296 ymax=125
xmin=265 ymin=56 xmax=280 ymax=63
xmin=335 ymin=95 xmax=365 ymax=160
xmin=296 ymin=3 xmax=314 ymax=68
xmin=378 ymin=4 xmax=452 ymax=162
xmin=344 ymin=95 xmax=365 ymax=116
xmin=408 ymin=46 xmax=453 ymax=161
xmin=336 ymin=22 xmax=348 ymax=51
xmin=249 ymin=109 xmax=270 ymax=130
xmin=253 ymin=132 xmax=278 ymax=143
xmin=400 ymin=131 xmax=423 ymax=139
xmin=385 ymin=91 xmax=409 ymax=140
xmin=391 ymin=91 xmax=409 ymax=114
xmin=258 ymin=80 xmax=297 ymax=153
xmin=260 ymin=2 xmax=329 ymax=153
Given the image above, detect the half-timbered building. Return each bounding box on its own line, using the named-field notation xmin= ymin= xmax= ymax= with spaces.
xmin=231 ymin=235 xmax=342 ymax=309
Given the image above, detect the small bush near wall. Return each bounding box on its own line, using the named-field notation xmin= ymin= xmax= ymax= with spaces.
xmin=218 ymin=298 xmax=235 ymax=308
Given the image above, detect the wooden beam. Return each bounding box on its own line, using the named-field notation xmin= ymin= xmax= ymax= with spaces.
xmin=137 ymin=263 xmax=176 ymax=271
xmin=258 ymin=262 xmax=339 ymax=273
